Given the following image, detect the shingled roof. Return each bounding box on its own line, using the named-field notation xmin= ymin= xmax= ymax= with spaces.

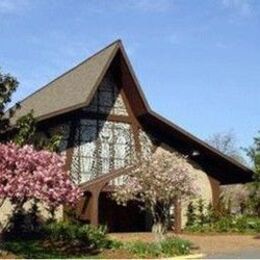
xmin=9 ymin=39 xmax=253 ymax=183
xmin=9 ymin=40 xmax=121 ymax=123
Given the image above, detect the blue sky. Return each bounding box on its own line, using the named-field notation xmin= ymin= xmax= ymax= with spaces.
xmin=0 ymin=0 xmax=259 ymax=157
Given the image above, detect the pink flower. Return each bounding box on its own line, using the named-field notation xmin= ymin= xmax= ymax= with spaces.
xmin=0 ymin=142 xmax=82 ymax=209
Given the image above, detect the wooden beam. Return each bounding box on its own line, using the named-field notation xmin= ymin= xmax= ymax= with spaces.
xmin=89 ymin=190 xmax=99 ymax=226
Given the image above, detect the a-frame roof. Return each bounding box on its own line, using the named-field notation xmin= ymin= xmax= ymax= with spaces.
xmin=9 ymin=39 xmax=253 ymax=184
xmin=9 ymin=40 xmax=125 ymax=123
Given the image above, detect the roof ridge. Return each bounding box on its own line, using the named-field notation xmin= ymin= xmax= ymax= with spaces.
xmin=7 ymin=39 xmax=121 ymax=112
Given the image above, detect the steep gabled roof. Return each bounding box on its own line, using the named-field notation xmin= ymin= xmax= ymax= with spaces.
xmin=9 ymin=40 xmax=122 ymax=123
xmin=9 ymin=39 xmax=253 ymax=183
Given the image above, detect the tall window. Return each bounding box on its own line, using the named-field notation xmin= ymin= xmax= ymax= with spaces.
xmin=71 ymin=120 xmax=135 ymax=184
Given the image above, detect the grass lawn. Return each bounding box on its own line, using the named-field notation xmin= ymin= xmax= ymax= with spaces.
xmin=0 ymin=235 xmax=192 ymax=259
xmin=1 ymin=240 xmax=133 ymax=259
xmin=1 ymin=240 xmax=69 ymax=259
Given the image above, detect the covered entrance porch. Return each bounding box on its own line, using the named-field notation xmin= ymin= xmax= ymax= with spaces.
xmin=75 ymin=170 xmax=182 ymax=233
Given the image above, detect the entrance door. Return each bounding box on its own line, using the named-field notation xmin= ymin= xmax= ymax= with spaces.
xmin=98 ymin=192 xmax=149 ymax=232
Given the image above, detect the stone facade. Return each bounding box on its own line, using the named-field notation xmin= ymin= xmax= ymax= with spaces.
xmin=154 ymin=144 xmax=213 ymax=228
xmin=0 ymin=200 xmax=63 ymax=228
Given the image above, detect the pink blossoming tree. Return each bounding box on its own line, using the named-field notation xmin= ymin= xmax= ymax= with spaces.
xmin=112 ymin=149 xmax=199 ymax=234
xmin=0 ymin=142 xmax=82 ymax=217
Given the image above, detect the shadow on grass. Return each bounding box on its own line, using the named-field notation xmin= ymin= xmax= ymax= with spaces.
xmin=1 ymin=240 xmax=100 ymax=259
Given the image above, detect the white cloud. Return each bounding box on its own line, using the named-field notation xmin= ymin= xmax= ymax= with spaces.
xmin=221 ymin=0 xmax=253 ymax=17
xmin=0 ymin=0 xmax=31 ymax=14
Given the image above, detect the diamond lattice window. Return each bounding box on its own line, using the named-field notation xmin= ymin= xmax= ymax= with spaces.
xmin=71 ymin=119 xmax=135 ymax=184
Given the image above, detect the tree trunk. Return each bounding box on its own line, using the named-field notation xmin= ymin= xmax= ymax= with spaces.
xmin=152 ymin=222 xmax=166 ymax=234
xmin=151 ymin=203 xmax=170 ymax=237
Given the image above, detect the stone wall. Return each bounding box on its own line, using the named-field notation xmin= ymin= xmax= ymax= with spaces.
xmin=154 ymin=144 xmax=213 ymax=228
xmin=0 ymin=200 xmax=63 ymax=228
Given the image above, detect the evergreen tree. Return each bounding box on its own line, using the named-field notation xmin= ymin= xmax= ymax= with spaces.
xmin=186 ymin=202 xmax=196 ymax=226
xmin=197 ymin=199 xmax=206 ymax=226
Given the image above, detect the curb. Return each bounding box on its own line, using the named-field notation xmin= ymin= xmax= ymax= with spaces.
xmin=164 ymin=253 xmax=205 ymax=259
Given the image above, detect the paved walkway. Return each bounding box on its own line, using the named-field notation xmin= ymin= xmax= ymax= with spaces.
xmin=181 ymin=234 xmax=260 ymax=258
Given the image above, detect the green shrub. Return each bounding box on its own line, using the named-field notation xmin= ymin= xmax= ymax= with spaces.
xmin=185 ymin=215 xmax=260 ymax=234
xmin=197 ymin=199 xmax=206 ymax=225
xmin=125 ymin=237 xmax=191 ymax=258
xmin=214 ymin=217 xmax=234 ymax=232
xmin=2 ymin=204 xmax=44 ymax=241
xmin=43 ymin=221 xmax=111 ymax=249
xmin=1 ymin=222 xmax=118 ymax=258
xmin=186 ymin=200 xmax=217 ymax=228
xmin=160 ymin=237 xmax=191 ymax=256
xmin=1 ymin=240 xmax=65 ymax=259
xmin=186 ymin=202 xmax=196 ymax=227
xmin=126 ymin=241 xmax=161 ymax=258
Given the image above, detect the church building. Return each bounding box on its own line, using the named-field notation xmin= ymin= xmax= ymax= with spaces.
xmin=7 ymin=40 xmax=253 ymax=232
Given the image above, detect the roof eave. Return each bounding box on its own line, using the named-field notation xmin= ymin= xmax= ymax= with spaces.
xmin=139 ymin=110 xmax=254 ymax=182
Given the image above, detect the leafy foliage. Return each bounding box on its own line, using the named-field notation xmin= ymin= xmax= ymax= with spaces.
xmin=1 ymin=240 xmax=66 ymax=259
xmin=1 ymin=232 xmax=192 ymax=258
xmin=1 ymin=202 xmax=44 ymax=241
xmin=186 ymin=215 xmax=260 ymax=234
xmin=13 ymin=111 xmax=36 ymax=146
xmin=125 ymin=237 xmax=191 ymax=258
xmin=185 ymin=198 xmax=260 ymax=234
xmin=0 ymin=69 xmax=63 ymax=152
xmin=197 ymin=198 xmax=206 ymax=225
xmin=0 ymin=70 xmax=19 ymax=137
xmin=43 ymin=221 xmax=111 ymax=249
xmin=1 ymin=221 xmax=117 ymax=258
xmin=0 ymin=142 xmax=82 ymax=213
xmin=112 ymin=149 xmax=199 ymax=233
xmin=244 ymin=131 xmax=260 ymax=217
xmin=186 ymin=202 xmax=197 ymax=226
xmin=186 ymin=198 xmax=229 ymax=227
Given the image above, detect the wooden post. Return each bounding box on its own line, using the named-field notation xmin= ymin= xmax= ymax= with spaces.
xmin=208 ymin=176 xmax=221 ymax=210
xmin=89 ymin=190 xmax=99 ymax=226
xmin=79 ymin=181 xmax=107 ymax=226
xmin=174 ymin=199 xmax=182 ymax=234
xmin=88 ymin=183 xmax=105 ymax=226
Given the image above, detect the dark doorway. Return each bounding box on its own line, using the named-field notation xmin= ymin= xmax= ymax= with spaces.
xmin=99 ymin=192 xmax=149 ymax=232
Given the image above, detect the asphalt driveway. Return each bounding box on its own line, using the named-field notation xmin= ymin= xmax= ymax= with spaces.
xmin=180 ymin=234 xmax=260 ymax=259
xmin=207 ymin=248 xmax=260 ymax=259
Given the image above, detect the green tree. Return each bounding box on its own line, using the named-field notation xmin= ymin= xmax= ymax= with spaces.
xmin=13 ymin=111 xmax=36 ymax=146
xmin=0 ymin=69 xmax=62 ymax=151
xmin=197 ymin=199 xmax=206 ymax=225
xmin=0 ymin=70 xmax=19 ymax=138
xmin=13 ymin=111 xmax=62 ymax=152
xmin=186 ymin=202 xmax=196 ymax=227
xmin=245 ymin=132 xmax=260 ymax=217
